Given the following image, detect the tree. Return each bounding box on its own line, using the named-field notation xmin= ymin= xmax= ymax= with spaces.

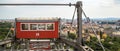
xmin=0 ymin=22 xmax=12 ymax=40
xmin=68 ymin=33 xmax=77 ymax=40
xmin=85 ymin=36 xmax=120 ymax=51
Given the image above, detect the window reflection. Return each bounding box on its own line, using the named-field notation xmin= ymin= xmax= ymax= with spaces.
xmin=30 ymin=24 xmax=37 ymax=30
xmin=47 ymin=24 xmax=54 ymax=30
xmin=38 ymin=24 xmax=46 ymax=30
xmin=22 ymin=24 xmax=29 ymax=30
xmin=21 ymin=23 xmax=54 ymax=31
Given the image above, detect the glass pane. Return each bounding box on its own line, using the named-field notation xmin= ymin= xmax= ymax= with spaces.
xmin=22 ymin=24 xmax=28 ymax=30
xmin=47 ymin=24 xmax=54 ymax=30
xmin=38 ymin=24 xmax=45 ymax=30
xmin=30 ymin=24 xmax=37 ymax=30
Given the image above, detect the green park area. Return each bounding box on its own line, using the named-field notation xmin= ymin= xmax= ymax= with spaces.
xmin=0 ymin=22 xmax=12 ymax=40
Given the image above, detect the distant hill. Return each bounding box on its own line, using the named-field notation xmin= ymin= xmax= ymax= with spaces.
xmin=91 ymin=17 xmax=120 ymax=21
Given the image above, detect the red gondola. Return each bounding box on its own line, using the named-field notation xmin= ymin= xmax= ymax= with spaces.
xmin=15 ymin=17 xmax=60 ymax=39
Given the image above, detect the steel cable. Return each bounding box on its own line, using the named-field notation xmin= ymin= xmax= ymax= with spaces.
xmin=4 ymin=26 xmax=13 ymax=40
xmin=71 ymin=7 xmax=77 ymax=26
xmin=80 ymin=6 xmax=106 ymax=51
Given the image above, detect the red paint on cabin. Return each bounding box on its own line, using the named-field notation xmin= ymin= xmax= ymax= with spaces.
xmin=15 ymin=18 xmax=59 ymax=39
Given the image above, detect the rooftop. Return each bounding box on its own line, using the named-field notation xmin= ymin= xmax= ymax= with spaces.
xmin=16 ymin=17 xmax=60 ymax=21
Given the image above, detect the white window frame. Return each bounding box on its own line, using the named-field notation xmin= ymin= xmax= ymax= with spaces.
xmin=21 ymin=23 xmax=55 ymax=31
xmin=21 ymin=23 xmax=30 ymax=31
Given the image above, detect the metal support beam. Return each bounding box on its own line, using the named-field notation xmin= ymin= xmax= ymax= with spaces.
xmin=10 ymin=42 xmax=15 ymax=51
xmin=76 ymin=1 xmax=83 ymax=51
xmin=0 ymin=39 xmax=12 ymax=45
xmin=0 ymin=3 xmax=75 ymax=6
xmin=76 ymin=1 xmax=82 ymax=45
xmin=26 ymin=39 xmax=30 ymax=51
xmin=59 ymin=38 xmax=84 ymax=50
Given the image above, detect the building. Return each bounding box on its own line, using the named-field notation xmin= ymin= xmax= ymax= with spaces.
xmin=116 ymin=20 xmax=120 ymax=30
xmin=112 ymin=31 xmax=120 ymax=37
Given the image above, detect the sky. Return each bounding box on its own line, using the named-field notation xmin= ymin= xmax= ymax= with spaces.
xmin=0 ymin=0 xmax=120 ymax=19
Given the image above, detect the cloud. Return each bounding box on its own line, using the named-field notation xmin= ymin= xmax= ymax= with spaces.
xmin=0 ymin=0 xmax=36 ymax=3
xmin=114 ymin=0 xmax=120 ymax=5
xmin=82 ymin=0 xmax=120 ymax=18
xmin=99 ymin=0 xmax=115 ymax=7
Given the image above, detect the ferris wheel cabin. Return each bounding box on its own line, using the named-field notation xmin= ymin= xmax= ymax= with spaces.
xmin=15 ymin=17 xmax=60 ymax=39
